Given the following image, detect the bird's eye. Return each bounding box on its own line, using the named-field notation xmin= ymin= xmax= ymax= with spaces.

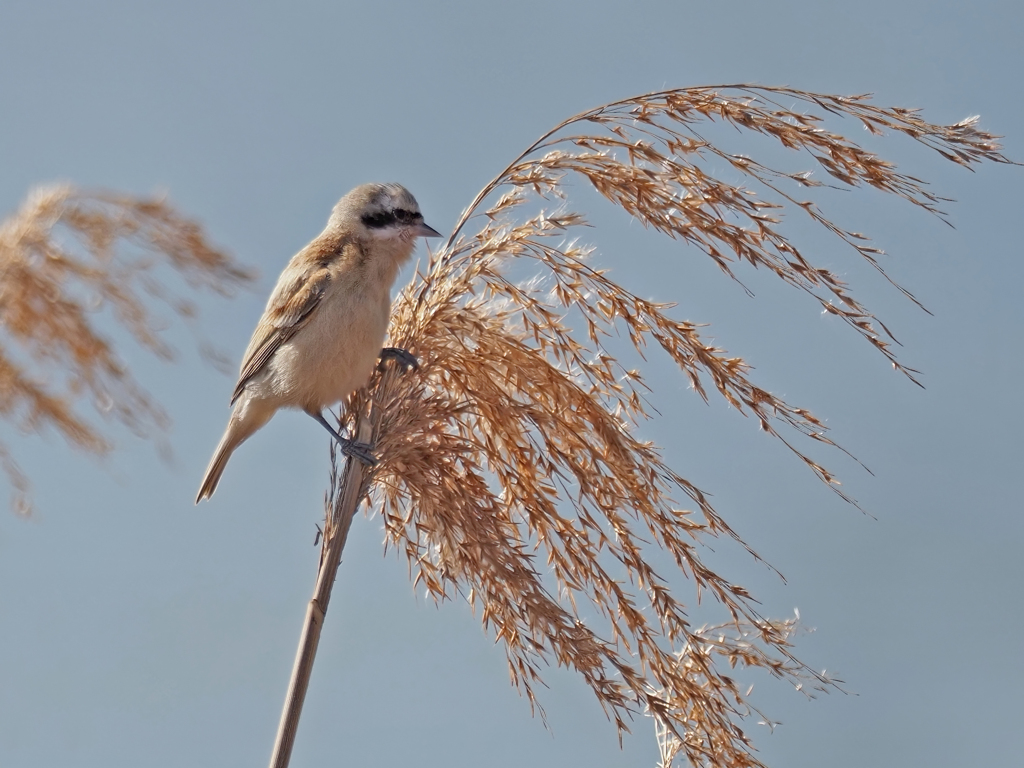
xmin=361 ymin=211 xmax=397 ymax=229
xmin=362 ymin=208 xmax=422 ymax=229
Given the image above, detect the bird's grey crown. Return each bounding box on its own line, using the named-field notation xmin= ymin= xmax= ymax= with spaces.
xmin=360 ymin=183 xmax=423 ymax=230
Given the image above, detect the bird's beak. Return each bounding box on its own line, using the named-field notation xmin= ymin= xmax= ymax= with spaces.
xmin=415 ymin=221 xmax=443 ymax=238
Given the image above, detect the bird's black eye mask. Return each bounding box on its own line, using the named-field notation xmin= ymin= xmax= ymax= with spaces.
xmin=362 ymin=208 xmax=423 ymax=229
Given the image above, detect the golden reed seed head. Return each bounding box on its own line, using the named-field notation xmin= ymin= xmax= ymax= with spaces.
xmin=334 ymin=86 xmax=1012 ymax=768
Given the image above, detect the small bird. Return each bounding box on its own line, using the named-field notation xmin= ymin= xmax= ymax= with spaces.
xmin=196 ymin=183 xmax=441 ymax=503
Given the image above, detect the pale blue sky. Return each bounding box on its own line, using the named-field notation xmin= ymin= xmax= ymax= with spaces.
xmin=1 ymin=1 xmax=1021 ymax=766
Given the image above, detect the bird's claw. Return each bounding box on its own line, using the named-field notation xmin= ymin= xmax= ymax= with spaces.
xmin=379 ymin=346 xmax=418 ymax=371
xmin=309 ymin=410 xmax=377 ymax=466
xmin=339 ymin=438 xmax=377 ymax=467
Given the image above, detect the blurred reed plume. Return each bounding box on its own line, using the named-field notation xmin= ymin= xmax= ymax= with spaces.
xmin=305 ymin=86 xmax=1014 ymax=768
xmin=0 ymin=185 xmax=254 ymax=515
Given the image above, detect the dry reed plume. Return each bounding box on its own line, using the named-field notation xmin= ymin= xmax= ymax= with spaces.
xmin=0 ymin=185 xmax=254 ymax=514
xmin=306 ymin=86 xmax=1016 ymax=768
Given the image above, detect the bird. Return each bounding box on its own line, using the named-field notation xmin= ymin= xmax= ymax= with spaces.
xmin=196 ymin=183 xmax=441 ymax=503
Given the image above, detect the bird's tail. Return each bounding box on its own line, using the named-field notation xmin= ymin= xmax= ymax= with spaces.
xmin=196 ymin=403 xmax=272 ymax=503
xmin=195 ymin=430 xmax=238 ymax=504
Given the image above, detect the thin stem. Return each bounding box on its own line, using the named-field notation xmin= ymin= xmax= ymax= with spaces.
xmin=267 ymin=360 xmax=408 ymax=768
xmin=440 ymin=83 xmax=763 ymax=252
xmin=267 ymin=414 xmax=373 ymax=768
xmin=442 ymin=107 xmax=603 ymax=251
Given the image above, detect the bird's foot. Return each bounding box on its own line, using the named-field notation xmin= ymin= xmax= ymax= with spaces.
xmin=338 ymin=437 xmax=377 ymax=466
xmin=308 ymin=410 xmax=377 ymax=466
xmin=379 ymin=346 xmax=418 ymax=371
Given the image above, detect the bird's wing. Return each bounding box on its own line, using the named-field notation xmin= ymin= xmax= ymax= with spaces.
xmin=230 ymin=264 xmax=332 ymax=404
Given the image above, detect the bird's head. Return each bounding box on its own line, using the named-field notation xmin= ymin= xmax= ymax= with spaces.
xmin=330 ymin=183 xmax=442 ymax=247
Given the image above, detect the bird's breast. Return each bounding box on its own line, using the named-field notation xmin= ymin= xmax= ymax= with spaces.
xmin=266 ymin=275 xmax=392 ymax=410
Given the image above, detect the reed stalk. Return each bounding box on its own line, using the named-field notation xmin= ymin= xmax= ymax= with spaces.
xmin=268 ymin=362 xmax=405 ymax=768
xmin=267 ymin=416 xmax=371 ymax=768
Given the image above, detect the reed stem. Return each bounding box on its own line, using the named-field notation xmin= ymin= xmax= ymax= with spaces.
xmin=267 ymin=414 xmax=373 ymax=768
xmin=268 ymin=360 xmax=405 ymax=768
